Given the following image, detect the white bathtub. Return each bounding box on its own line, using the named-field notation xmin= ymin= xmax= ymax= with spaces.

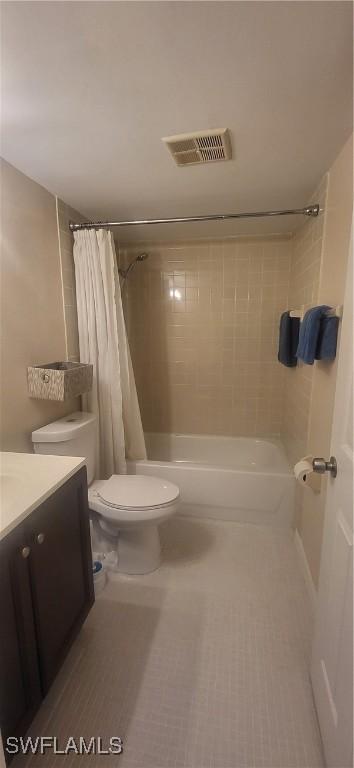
xmin=128 ymin=433 xmax=295 ymax=527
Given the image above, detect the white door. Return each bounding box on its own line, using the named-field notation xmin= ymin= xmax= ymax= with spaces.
xmin=311 ymin=230 xmax=353 ymax=768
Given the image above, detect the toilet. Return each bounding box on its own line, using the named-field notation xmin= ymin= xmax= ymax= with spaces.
xmin=32 ymin=412 xmax=180 ymax=574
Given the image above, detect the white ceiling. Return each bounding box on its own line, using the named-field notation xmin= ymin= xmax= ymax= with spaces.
xmin=1 ymin=1 xmax=353 ymax=242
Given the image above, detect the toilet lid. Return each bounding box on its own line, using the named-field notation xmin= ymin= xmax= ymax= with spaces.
xmin=97 ymin=474 xmax=180 ymax=510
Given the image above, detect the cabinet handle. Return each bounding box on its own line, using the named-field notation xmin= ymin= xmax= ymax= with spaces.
xmin=21 ymin=546 xmax=30 ymax=559
xmin=36 ymin=533 xmax=45 ymax=545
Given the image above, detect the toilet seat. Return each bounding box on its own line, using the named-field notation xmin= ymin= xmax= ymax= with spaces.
xmin=96 ymin=474 xmax=179 ymax=511
xmin=88 ymin=474 xmax=180 ymax=527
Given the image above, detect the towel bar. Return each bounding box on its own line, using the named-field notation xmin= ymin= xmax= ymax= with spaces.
xmin=289 ymin=305 xmax=342 ymax=321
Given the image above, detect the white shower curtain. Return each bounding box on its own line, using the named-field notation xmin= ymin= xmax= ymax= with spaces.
xmin=73 ymin=228 xmax=146 ymax=478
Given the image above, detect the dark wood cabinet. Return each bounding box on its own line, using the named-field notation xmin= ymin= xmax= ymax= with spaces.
xmin=0 ymin=526 xmax=41 ymax=744
xmin=0 ymin=467 xmax=94 ymax=756
xmin=28 ymin=470 xmax=94 ymax=693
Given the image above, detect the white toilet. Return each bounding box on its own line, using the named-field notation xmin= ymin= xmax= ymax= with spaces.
xmin=32 ymin=412 xmax=180 ymax=574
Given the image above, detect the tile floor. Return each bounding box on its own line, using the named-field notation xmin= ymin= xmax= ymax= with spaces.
xmin=16 ymin=518 xmax=324 ymax=768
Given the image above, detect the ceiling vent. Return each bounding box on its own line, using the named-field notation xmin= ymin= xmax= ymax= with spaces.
xmin=162 ymin=128 xmax=232 ymax=166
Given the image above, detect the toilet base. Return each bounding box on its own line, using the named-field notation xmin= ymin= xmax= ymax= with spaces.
xmin=117 ymin=525 xmax=161 ymax=574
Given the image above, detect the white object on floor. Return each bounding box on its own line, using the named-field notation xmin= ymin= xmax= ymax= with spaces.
xmin=311 ymin=229 xmax=353 ymax=768
xmin=32 ymin=412 xmax=180 ymax=575
xmin=128 ymin=433 xmax=295 ymax=526
xmin=92 ymin=560 xmax=106 ymax=595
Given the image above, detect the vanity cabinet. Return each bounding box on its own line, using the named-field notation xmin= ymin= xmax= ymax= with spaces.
xmin=0 ymin=467 xmax=94 ymax=755
xmin=0 ymin=525 xmax=42 ymax=746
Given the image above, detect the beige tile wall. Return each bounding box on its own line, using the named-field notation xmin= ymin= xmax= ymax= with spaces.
xmin=56 ymin=199 xmax=85 ymax=361
xmin=283 ymin=134 xmax=353 ymax=587
xmin=282 ymin=174 xmax=328 ymax=468
xmin=297 ymin=136 xmax=353 ymax=587
xmin=120 ymin=237 xmax=291 ymax=436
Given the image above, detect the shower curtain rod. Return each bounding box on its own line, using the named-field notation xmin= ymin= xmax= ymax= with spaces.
xmin=69 ymin=204 xmax=320 ymax=232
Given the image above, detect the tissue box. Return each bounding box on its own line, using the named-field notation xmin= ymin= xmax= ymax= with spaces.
xmin=27 ymin=361 xmax=93 ymax=401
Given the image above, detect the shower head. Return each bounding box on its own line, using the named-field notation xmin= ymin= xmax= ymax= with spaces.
xmin=119 ymin=252 xmax=149 ymax=280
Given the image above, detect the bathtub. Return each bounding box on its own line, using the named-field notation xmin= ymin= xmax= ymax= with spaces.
xmin=127 ymin=433 xmax=295 ymax=527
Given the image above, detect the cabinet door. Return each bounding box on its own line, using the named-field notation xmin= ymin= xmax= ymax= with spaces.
xmin=0 ymin=525 xmax=41 ymax=748
xmin=27 ymin=467 xmax=94 ymax=693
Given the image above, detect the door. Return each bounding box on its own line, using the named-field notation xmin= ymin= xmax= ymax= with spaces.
xmin=0 ymin=524 xmax=41 ymax=749
xmin=27 ymin=467 xmax=94 ymax=693
xmin=310 ymin=230 xmax=353 ymax=767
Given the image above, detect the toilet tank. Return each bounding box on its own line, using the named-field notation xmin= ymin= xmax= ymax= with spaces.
xmin=32 ymin=411 xmax=97 ymax=485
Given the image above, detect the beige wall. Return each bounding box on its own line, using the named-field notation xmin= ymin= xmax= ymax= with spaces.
xmin=57 ymin=199 xmax=83 ymax=361
xmin=283 ymin=174 xmax=328 ymax=468
xmin=297 ymin=135 xmax=353 ymax=586
xmin=0 ymin=159 xmax=78 ymax=452
xmin=120 ymin=237 xmax=291 ymax=436
xmin=283 ymin=135 xmax=353 ymax=587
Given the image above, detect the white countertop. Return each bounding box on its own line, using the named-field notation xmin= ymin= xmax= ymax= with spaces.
xmin=0 ymin=452 xmax=86 ymax=542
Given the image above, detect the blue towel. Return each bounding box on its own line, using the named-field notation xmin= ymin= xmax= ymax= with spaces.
xmin=278 ymin=311 xmax=300 ymax=367
xmin=316 ymin=315 xmax=339 ymax=360
xmin=297 ymin=305 xmax=338 ymax=364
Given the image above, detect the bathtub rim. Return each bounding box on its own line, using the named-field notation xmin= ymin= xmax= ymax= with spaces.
xmin=127 ymin=457 xmax=295 ymax=527
xmin=142 ymin=432 xmax=292 ymax=475
xmin=130 ymin=457 xmax=293 ymax=478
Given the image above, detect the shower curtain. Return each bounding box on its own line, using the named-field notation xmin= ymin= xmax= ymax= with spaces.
xmin=73 ymin=228 xmax=146 ymax=478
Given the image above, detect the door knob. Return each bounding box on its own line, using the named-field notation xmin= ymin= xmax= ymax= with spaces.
xmin=312 ymin=456 xmax=337 ymax=478
xmin=21 ymin=546 xmax=30 ymax=558
xmin=36 ymin=532 xmax=45 ymax=544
